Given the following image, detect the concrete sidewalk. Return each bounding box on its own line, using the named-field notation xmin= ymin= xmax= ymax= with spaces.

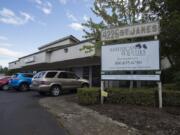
xmin=39 ymin=95 xmax=140 ymax=135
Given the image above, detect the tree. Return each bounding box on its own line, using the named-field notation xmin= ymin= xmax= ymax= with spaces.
xmin=83 ymin=0 xmax=180 ymax=70
xmin=0 ymin=67 xmax=9 ymax=75
xmin=151 ymin=0 xmax=180 ymax=69
xmin=83 ymin=0 xmax=155 ymax=43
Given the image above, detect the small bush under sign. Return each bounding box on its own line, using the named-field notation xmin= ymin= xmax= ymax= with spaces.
xmin=162 ymin=91 xmax=180 ymax=107
xmin=106 ymin=88 xmax=156 ymax=106
xmin=77 ymin=87 xmax=180 ymax=107
xmin=77 ymin=88 xmax=100 ymax=105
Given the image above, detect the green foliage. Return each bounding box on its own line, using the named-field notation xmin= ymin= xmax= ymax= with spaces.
xmin=0 ymin=67 xmax=9 ymax=75
xmin=77 ymin=87 xmax=180 ymax=107
xmin=82 ymin=0 xmax=156 ymax=47
xmin=174 ymin=71 xmax=180 ymax=89
xmin=79 ymin=45 xmax=95 ymax=53
xmin=150 ymin=0 xmax=180 ymax=68
xmin=82 ymin=0 xmax=180 ymax=69
xmin=163 ymin=83 xmax=178 ymax=91
xmin=77 ymin=88 xmax=100 ymax=105
xmin=106 ymin=88 xmax=156 ymax=106
xmin=161 ymin=68 xmax=176 ymax=83
xmin=162 ymin=91 xmax=180 ymax=107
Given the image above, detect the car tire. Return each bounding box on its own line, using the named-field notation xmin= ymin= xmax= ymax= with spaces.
xmin=81 ymin=83 xmax=89 ymax=88
xmin=19 ymin=83 xmax=29 ymax=91
xmin=50 ymin=85 xmax=62 ymax=97
xmin=2 ymin=84 xmax=9 ymax=91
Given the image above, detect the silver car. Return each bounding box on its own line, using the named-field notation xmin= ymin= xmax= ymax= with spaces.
xmin=30 ymin=70 xmax=89 ymax=96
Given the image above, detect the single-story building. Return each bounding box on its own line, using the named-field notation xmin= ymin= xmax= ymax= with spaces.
xmin=9 ymin=35 xmax=101 ymax=87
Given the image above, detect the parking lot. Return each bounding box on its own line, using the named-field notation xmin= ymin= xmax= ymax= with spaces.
xmin=0 ymin=89 xmax=68 ymax=135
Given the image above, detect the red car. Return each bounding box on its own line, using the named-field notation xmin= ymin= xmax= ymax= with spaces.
xmin=0 ymin=76 xmax=11 ymax=90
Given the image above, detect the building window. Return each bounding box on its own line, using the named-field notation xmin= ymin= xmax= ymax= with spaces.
xmin=64 ymin=48 xmax=68 ymax=53
xmin=92 ymin=65 xmax=100 ymax=87
xmin=83 ymin=67 xmax=89 ymax=80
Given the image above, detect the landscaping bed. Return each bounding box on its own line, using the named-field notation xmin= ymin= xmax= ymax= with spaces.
xmin=88 ymin=104 xmax=180 ymax=135
xmin=67 ymin=94 xmax=180 ymax=135
xmin=75 ymin=87 xmax=180 ymax=135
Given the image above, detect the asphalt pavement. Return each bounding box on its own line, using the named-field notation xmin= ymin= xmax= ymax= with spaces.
xmin=0 ymin=89 xmax=68 ymax=135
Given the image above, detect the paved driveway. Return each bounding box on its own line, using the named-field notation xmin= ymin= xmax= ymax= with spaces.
xmin=0 ymin=90 xmax=68 ymax=135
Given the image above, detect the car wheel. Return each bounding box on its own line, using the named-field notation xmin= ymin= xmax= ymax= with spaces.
xmin=19 ymin=83 xmax=29 ymax=91
xmin=81 ymin=83 xmax=89 ymax=88
xmin=2 ymin=84 xmax=9 ymax=91
xmin=51 ymin=85 xmax=61 ymax=97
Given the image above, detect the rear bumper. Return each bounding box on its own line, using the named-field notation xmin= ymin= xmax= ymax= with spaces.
xmin=30 ymin=84 xmax=50 ymax=92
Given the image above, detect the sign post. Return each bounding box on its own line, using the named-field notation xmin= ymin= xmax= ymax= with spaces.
xmin=101 ymin=80 xmax=104 ymax=104
xmin=158 ymin=82 xmax=162 ymax=108
xmin=100 ymin=22 xmax=162 ymax=108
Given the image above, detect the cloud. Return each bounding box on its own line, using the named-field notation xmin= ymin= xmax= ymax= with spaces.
xmin=0 ymin=47 xmax=25 ymax=58
xmin=59 ymin=0 xmax=67 ymax=5
xmin=0 ymin=8 xmax=34 ymax=25
xmin=66 ymin=11 xmax=78 ymax=22
xmin=69 ymin=22 xmax=84 ymax=31
xmin=34 ymin=0 xmax=52 ymax=15
xmin=59 ymin=0 xmax=90 ymax=5
xmin=0 ymin=43 xmax=12 ymax=47
xmin=0 ymin=36 xmax=8 ymax=41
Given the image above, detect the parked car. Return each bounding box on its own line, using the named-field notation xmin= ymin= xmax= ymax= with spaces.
xmin=30 ymin=70 xmax=89 ymax=96
xmin=9 ymin=73 xmax=34 ymax=91
xmin=0 ymin=76 xmax=11 ymax=90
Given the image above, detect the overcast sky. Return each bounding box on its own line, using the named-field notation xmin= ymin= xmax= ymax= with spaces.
xmin=0 ymin=0 xmax=98 ymax=67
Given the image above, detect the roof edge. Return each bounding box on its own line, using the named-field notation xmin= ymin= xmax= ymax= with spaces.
xmin=38 ymin=35 xmax=80 ymax=50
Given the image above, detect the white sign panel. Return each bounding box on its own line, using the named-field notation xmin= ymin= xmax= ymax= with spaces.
xmin=102 ymin=40 xmax=160 ymax=71
xmin=102 ymin=75 xmax=160 ymax=81
xmin=101 ymin=22 xmax=160 ymax=41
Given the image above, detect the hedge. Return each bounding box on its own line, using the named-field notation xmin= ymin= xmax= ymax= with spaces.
xmin=77 ymin=87 xmax=100 ymax=105
xmin=174 ymin=71 xmax=180 ymax=89
xmin=163 ymin=83 xmax=180 ymax=91
xmin=162 ymin=91 xmax=180 ymax=106
xmin=106 ymin=88 xmax=156 ymax=106
xmin=77 ymin=87 xmax=180 ymax=107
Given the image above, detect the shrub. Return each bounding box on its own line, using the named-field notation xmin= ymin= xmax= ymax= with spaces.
xmin=174 ymin=71 xmax=180 ymax=89
xmin=77 ymin=87 xmax=100 ymax=105
xmin=161 ymin=68 xmax=176 ymax=84
xmin=106 ymin=88 xmax=156 ymax=106
xmin=163 ymin=83 xmax=179 ymax=91
xmin=162 ymin=90 xmax=180 ymax=106
xmin=77 ymin=87 xmax=180 ymax=107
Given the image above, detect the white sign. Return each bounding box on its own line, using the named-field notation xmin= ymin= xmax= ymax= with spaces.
xmin=102 ymin=74 xmax=160 ymax=81
xmin=24 ymin=56 xmax=35 ymax=63
xmin=101 ymin=22 xmax=160 ymax=41
xmin=102 ymin=40 xmax=160 ymax=71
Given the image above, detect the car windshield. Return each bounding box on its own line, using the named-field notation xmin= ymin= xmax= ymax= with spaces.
xmin=33 ymin=72 xmax=46 ymax=79
xmin=12 ymin=74 xmax=18 ymax=78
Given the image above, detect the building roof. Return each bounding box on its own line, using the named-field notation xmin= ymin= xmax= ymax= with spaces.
xmin=9 ymin=38 xmax=94 ymax=64
xmin=38 ymin=35 xmax=80 ymax=50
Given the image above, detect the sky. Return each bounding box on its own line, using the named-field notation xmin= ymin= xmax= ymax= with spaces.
xmin=0 ymin=0 xmax=98 ymax=67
